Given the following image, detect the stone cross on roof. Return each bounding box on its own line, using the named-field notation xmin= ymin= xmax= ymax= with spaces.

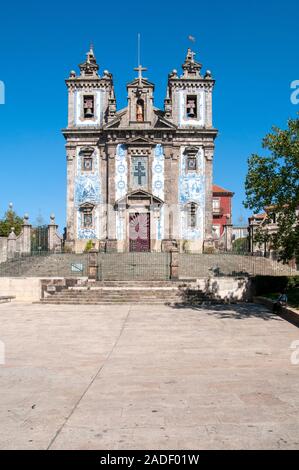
xmin=186 ymin=48 xmax=195 ymax=62
xmin=134 ymin=64 xmax=147 ymax=85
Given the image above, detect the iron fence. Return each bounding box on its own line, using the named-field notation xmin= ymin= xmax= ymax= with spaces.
xmin=179 ymin=253 xmax=299 ymax=278
xmin=0 ymin=250 xmax=297 ymax=280
xmin=97 ymin=252 xmax=171 ymax=281
xmin=0 ymin=252 xmax=89 ymax=278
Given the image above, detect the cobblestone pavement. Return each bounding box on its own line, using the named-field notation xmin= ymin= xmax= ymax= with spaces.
xmin=0 ymin=302 xmax=298 ymax=449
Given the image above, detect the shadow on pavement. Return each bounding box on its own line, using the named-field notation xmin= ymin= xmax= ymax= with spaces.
xmin=168 ymin=302 xmax=285 ymax=322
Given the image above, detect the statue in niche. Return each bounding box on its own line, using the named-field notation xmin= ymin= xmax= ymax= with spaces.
xmin=136 ymin=99 xmax=144 ymax=122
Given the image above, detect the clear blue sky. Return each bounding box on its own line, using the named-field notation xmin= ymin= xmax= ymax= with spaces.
xmin=0 ymin=0 xmax=298 ymax=229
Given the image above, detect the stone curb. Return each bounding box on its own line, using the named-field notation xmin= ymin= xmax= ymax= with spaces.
xmin=254 ymin=296 xmax=299 ymax=327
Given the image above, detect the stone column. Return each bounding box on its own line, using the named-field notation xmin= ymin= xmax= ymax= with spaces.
xmin=106 ymin=144 xmax=117 ymax=251
xmin=68 ymin=87 xmax=75 ymax=127
xmin=7 ymin=228 xmax=17 ymax=259
xmin=88 ymin=244 xmax=99 ymax=279
xmin=203 ymin=146 xmax=214 ymax=252
xmin=65 ymin=145 xmax=76 ymax=251
xmin=224 ymin=224 xmax=233 ymax=251
xmin=205 ymin=87 xmax=213 ymax=128
xmin=170 ymin=247 xmax=179 ymax=280
xmin=21 ymin=214 xmax=31 ymax=254
xmin=48 ymin=214 xmax=59 ymax=252
xmin=163 ymin=145 xmax=179 ymax=247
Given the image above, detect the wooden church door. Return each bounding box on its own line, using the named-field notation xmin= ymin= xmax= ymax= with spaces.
xmin=129 ymin=213 xmax=150 ymax=252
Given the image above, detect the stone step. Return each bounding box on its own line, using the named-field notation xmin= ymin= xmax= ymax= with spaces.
xmin=39 ymin=299 xmax=175 ymax=305
xmin=54 ymin=291 xmax=180 ymax=296
xmin=90 ymin=281 xmax=185 ymax=287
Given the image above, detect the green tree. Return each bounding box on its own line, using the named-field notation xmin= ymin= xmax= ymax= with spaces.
xmin=232 ymin=237 xmax=248 ymax=253
xmin=244 ymin=117 xmax=299 ymax=261
xmin=0 ymin=206 xmax=23 ymax=237
xmin=84 ymin=240 xmax=94 ymax=252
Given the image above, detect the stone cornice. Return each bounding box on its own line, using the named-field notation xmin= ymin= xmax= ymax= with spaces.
xmin=169 ymin=79 xmax=215 ymax=91
xmin=62 ymin=127 xmax=218 ymax=144
xmin=66 ymin=79 xmax=112 ymax=90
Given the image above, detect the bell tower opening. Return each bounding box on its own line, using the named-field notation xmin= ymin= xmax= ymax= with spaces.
xmin=136 ymin=99 xmax=144 ymax=122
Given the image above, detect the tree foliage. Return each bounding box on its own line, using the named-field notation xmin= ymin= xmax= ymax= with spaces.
xmin=84 ymin=240 xmax=94 ymax=252
xmin=244 ymin=117 xmax=299 ymax=261
xmin=232 ymin=237 xmax=248 ymax=253
xmin=0 ymin=207 xmax=23 ymax=237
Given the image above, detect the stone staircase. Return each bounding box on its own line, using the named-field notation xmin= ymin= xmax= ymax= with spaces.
xmin=40 ymin=280 xmax=193 ymax=305
xmin=39 ymin=280 xmax=232 ymax=305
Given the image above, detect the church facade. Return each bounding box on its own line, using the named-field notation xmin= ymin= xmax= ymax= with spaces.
xmin=63 ymin=46 xmax=218 ymax=253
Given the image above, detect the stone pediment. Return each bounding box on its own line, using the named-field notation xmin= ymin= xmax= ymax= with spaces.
xmin=79 ymin=201 xmax=94 ymax=209
xmin=115 ymin=189 xmax=164 ymax=208
xmin=126 ymin=136 xmax=154 ymax=145
xmin=154 ymin=115 xmax=177 ymax=129
xmin=154 ymin=108 xmax=177 ymax=129
xmin=127 ymin=77 xmax=155 ymax=88
xmin=104 ymin=108 xmax=127 ymax=129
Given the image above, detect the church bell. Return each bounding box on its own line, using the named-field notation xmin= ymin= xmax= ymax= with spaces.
xmin=85 ymin=107 xmax=93 ymax=118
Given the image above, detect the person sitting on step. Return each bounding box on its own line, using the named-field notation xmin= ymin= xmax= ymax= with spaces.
xmin=273 ymin=289 xmax=288 ymax=313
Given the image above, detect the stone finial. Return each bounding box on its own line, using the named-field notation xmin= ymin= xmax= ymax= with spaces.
xmin=182 ymin=48 xmax=202 ymax=78
xmin=168 ymin=69 xmax=178 ymax=79
xmin=79 ymin=45 xmax=99 ymax=77
xmin=205 ymin=70 xmax=212 ymax=79
xmin=69 ymin=70 xmax=76 ymax=78
xmin=103 ymin=69 xmax=112 ymax=79
xmin=23 ymin=213 xmax=30 ymax=224
xmin=8 ymin=227 xmax=16 ymax=240
xmin=9 ymin=202 xmax=13 ymax=210
xmin=50 ymin=213 xmax=56 ymax=224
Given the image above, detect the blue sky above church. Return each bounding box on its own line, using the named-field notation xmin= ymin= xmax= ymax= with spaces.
xmin=0 ymin=0 xmax=298 ymax=228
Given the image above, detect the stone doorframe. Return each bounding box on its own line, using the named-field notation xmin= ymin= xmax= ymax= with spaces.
xmin=115 ymin=189 xmax=164 ymax=252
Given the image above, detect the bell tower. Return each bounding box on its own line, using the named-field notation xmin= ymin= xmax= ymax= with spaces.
xmin=127 ymin=64 xmax=155 ymax=126
xmin=165 ymin=48 xmax=214 ymax=129
xmin=63 ymin=46 xmax=115 ymax=251
xmin=163 ymin=48 xmax=218 ymax=252
xmin=65 ymin=46 xmax=114 ymax=128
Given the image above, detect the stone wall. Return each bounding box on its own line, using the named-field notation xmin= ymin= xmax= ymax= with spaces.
xmin=0 ymin=277 xmax=85 ymax=301
xmin=0 ymin=277 xmax=42 ymax=301
xmin=0 ymin=238 xmax=7 ymax=263
xmin=0 ymin=215 xmax=62 ymax=262
xmin=189 ymin=277 xmax=252 ymax=302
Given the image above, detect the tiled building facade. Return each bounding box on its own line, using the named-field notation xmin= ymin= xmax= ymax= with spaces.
xmin=63 ymin=47 xmax=218 ymax=252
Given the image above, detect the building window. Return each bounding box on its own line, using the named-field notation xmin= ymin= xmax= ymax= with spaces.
xmin=213 ymin=198 xmax=220 ymax=209
xmin=131 ymin=156 xmax=147 ymax=188
xmin=83 ymin=95 xmax=94 ymax=118
xmin=187 ymin=203 xmax=197 ymax=229
xmin=83 ymin=211 xmax=93 ymax=228
xmin=187 ymin=156 xmax=197 ymax=171
xmin=186 ymin=95 xmax=197 ymax=118
xmin=83 ymin=156 xmax=93 ymax=171
xmin=213 ymin=198 xmax=221 ymax=214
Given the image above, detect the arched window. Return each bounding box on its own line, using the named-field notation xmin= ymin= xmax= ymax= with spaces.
xmin=136 ymin=99 xmax=144 ymax=122
xmin=187 ymin=202 xmax=197 ymax=229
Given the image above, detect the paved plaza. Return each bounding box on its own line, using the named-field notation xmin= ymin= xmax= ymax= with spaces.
xmin=0 ymin=301 xmax=299 ymax=450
